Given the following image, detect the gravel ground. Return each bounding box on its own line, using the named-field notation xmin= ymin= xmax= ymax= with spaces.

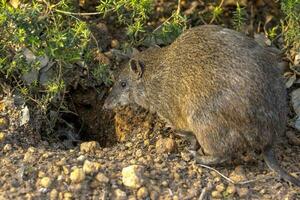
xmin=0 ymin=95 xmax=300 ymax=200
xmin=1 ymin=1 xmax=300 ymax=199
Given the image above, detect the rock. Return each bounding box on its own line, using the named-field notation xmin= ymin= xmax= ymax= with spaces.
xmin=122 ymin=165 xmax=145 ymax=188
xmin=49 ymin=189 xmax=58 ymax=200
xmin=137 ymin=187 xmax=149 ymax=199
xmin=229 ymin=166 xmax=247 ymax=183
xmin=90 ymin=179 xmax=101 ymax=188
xmin=111 ymin=39 xmax=120 ymax=49
xmin=3 ymin=144 xmax=12 ymax=152
xmin=113 ymin=189 xmax=127 ymax=200
xmin=150 ymin=191 xmax=159 ymax=200
xmin=224 ymin=0 xmax=247 ymax=6
xmin=128 ymin=195 xmax=137 ymax=200
xmin=80 ymin=141 xmax=99 ymax=153
xmin=237 ymin=187 xmax=249 ymax=198
xmin=226 ymin=184 xmax=237 ymax=194
xmin=211 ymin=190 xmax=222 ymax=198
xmin=135 ymin=149 xmax=143 ymax=158
xmin=161 ymin=181 xmax=168 ymax=187
xmin=180 ymin=151 xmax=192 ymax=162
xmin=83 ymin=160 xmax=101 ymax=174
xmin=39 ymin=177 xmax=52 ymax=188
xmin=0 ymin=117 xmax=9 ymax=130
xmin=95 ymin=172 xmax=109 ymax=183
xmin=0 ymin=132 xmax=5 ymax=142
xmin=63 ymin=192 xmax=73 ymax=200
xmin=215 ymin=183 xmax=225 ymax=192
xmin=155 ymin=137 xmax=176 ymax=154
xmin=70 ymin=168 xmax=85 ymax=184
xmin=20 ymin=106 xmax=30 ymax=126
xmin=76 ymin=155 xmax=86 ymax=162
xmin=23 ymin=152 xmax=36 ymax=163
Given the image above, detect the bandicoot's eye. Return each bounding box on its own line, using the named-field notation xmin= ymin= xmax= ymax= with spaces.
xmin=120 ymin=81 xmax=127 ymax=88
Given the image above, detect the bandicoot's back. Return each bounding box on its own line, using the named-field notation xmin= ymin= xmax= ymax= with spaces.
xmin=104 ymin=25 xmax=299 ymax=186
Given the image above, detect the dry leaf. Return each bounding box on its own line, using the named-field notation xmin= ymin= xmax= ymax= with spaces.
xmin=291 ymin=88 xmax=300 ymax=116
xmin=285 ymin=73 xmax=296 ymax=88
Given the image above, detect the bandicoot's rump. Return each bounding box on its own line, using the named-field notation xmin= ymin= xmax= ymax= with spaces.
xmin=104 ymin=25 xmax=300 ymax=186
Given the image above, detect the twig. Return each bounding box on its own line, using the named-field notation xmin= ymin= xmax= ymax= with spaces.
xmin=54 ymin=9 xmax=102 ymax=16
xmin=198 ymin=163 xmax=271 ymax=185
xmin=176 ymin=0 xmax=181 ymax=15
xmin=153 ymin=0 xmax=182 ymax=34
xmin=198 ymin=164 xmax=235 ymax=184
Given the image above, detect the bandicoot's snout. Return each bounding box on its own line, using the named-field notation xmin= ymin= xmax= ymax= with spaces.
xmin=103 ymin=97 xmax=114 ymax=110
xmin=103 ymin=91 xmax=114 ymax=110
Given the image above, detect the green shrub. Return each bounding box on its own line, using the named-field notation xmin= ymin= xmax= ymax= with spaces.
xmin=281 ymin=0 xmax=300 ymax=52
xmin=97 ymin=0 xmax=186 ymax=45
xmin=97 ymin=0 xmax=153 ymax=38
xmin=0 ymin=0 xmax=109 ymax=130
xmin=232 ymin=2 xmax=246 ymax=31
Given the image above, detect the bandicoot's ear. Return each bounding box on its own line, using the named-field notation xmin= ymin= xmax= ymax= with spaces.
xmin=129 ymin=58 xmax=144 ymax=79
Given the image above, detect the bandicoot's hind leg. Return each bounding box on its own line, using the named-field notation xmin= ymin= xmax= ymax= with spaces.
xmin=194 ymin=153 xmax=230 ymax=165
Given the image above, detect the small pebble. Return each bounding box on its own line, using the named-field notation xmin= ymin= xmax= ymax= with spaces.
xmin=137 ymin=187 xmax=149 ymax=199
xmin=122 ymin=165 xmax=145 ymax=188
xmin=49 ymin=189 xmax=58 ymax=200
xmin=80 ymin=141 xmax=99 ymax=153
xmin=150 ymin=191 xmax=159 ymax=200
xmin=216 ymin=183 xmax=225 ymax=192
xmin=111 ymin=39 xmax=120 ymax=49
xmin=76 ymin=155 xmax=86 ymax=162
xmin=211 ymin=190 xmax=222 ymax=198
xmin=64 ymin=192 xmax=73 ymax=200
xmin=39 ymin=177 xmax=52 ymax=188
xmin=181 ymin=151 xmax=192 ymax=162
xmin=0 ymin=132 xmax=5 ymax=142
xmin=237 ymin=187 xmax=249 ymax=198
xmin=3 ymin=144 xmax=12 ymax=152
xmin=83 ymin=160 xmax=101 ymax=174
xmin=95 ymin=172 xmax=109 ymax=183
xmin=226 ymin=184 xmax=237 ymax=194
xmin=0 ymin=117 xmax=9 ymax=130
xmin=156 ymin=137 xmax=176 ymax=154
xmin=113 ymin=189 xmax=127 ymax=200
xmin=70 ymin=168 xmax=85 ymax=184
xmin=229 ymin=166 xmax=247 ymax=183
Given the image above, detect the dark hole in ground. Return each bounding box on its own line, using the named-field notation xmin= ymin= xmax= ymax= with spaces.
xmin=65 ymin=86 xmax=117 ymax=147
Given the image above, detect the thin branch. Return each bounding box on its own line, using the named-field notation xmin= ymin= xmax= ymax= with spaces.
xmin=176 ymin=0 xmax=181 ymax=15
xmin=54 ymin=9 xmax=102 ymax=16
xmin=153 ymin=0 xmax=182 ymax=34
xmin=198 ymin=163 xmax=271 ymax=185
xmin=198 ymin=164 xmax=235 ymax=184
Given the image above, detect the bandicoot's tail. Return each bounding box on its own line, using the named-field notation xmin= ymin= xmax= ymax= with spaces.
xmin=262 ymin=146 xmax=300 ymax=187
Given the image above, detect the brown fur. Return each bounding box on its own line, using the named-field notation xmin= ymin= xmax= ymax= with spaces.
xmin=104 ymin=25 xmax=299 ymax=185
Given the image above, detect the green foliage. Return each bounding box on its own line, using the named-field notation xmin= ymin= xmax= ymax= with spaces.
xmin=233 ymin=2 xmax=246 ymax=31
xmin=97 ymin=0 xmax=153 ymax=37
xmin=97 ymin=0 xmax=186 ymax=44
xmin=152 ymin=11 xmax=186 ymax=45
xmin=281 ymin=0 xmax=300 ymax=51
xmin=0 ymin=1 xmax=110 ymax=129
xmin=210 ymin=4 xmax=223 ymax=23
xmin=91 ymin=63 xmax=112 ymax=85
xmin=267 ymin=26 xmax=278 ymax=41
